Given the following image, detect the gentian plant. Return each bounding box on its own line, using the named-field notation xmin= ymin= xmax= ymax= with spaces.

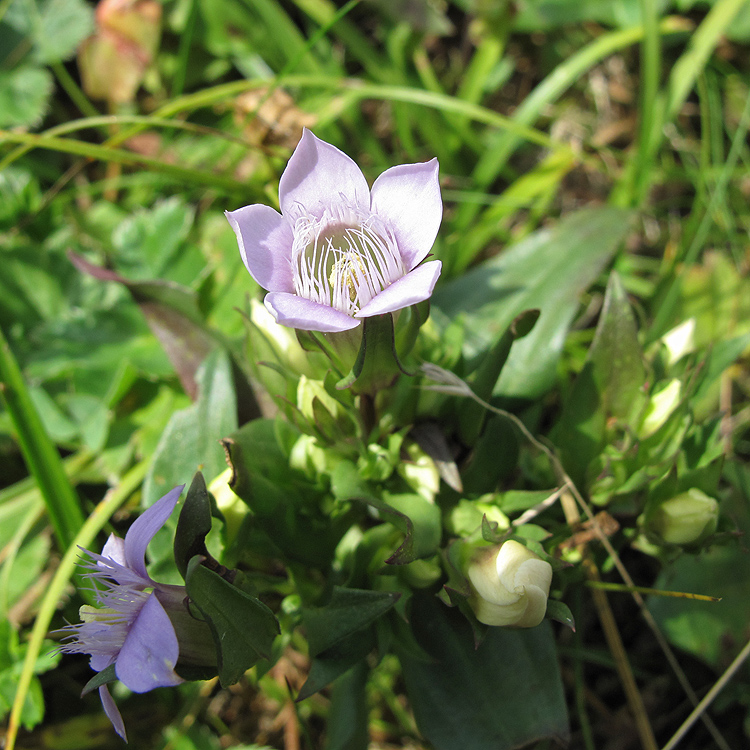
xmin=53 ymin=129 xmax=737 ymax=750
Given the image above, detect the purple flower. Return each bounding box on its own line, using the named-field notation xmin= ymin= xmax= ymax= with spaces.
xmin=226 ymin=129 xmax=443 ymax=333
xmin=59 ymin=486 xmax=201 ymax=742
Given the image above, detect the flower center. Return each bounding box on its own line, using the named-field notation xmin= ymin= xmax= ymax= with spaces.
xmin=291 ymin=205 xmax=404 ymax=316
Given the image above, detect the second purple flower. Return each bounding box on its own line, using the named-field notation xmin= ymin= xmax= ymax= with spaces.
xmin=226 ymin=129 xmax=443 ymax=333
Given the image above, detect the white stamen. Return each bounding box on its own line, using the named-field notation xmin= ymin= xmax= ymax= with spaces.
xmin=291 ymin=203 xmax=404 ymax=316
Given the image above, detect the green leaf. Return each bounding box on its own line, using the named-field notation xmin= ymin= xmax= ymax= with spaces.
xmin=0 ymin=67 xmax=53 ymax=128
xmin=143 ymin=349 xmax=237 ymax=581
xmin=186 ymin=557 xmax=279 ymax=687
xmin=298 ymin=588 xmax=399 ymax=700
xmin=399 ymin=595 xmax=569 ymax=750
xmin=553 ymin=271 xmax=647 ymax=483
xmin=144 ymin=348 xmax=238 ymax=506
xmin=303 ymin=587 xmax=400 ymax=658
xmin=174 ymin=472 xmax=213 ymax=578
xmin=224 ymin=419 xmax=349 ymax=567
xmin=32 ymin=0 xmax=94 ymax=64
xmin=325 ymin=661 xmax=370 ymax=750
xmin=112 ymin=198 xmax=197 ymax=282
xmin=433 ymin=207 xmax=631 ymax=399
xmin=68 ymin=251 xmax=220 ymax=401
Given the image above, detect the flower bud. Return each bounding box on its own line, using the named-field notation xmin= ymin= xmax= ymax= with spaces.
xmin=647 ymin=488 xmax=719 ymax=546
xmin=639 ymin=378 xmax=682 ymax=438
xmin=297 ymin=375 xmax=340 ymax=423
xmin=466 ymin=540 xmax=552 ymax=628
xmin=661 ymin=319 xmax=695 ymax=366
xmin=397 ymin=442 xmax=440 ymax=502
xmin=78 ymin=0 xmax=161 ymax=105
xmin=249 ymin=298 xmax=313 ymax=377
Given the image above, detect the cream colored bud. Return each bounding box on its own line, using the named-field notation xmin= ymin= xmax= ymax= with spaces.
xmin=297 ymin=375 xmax=340 ymax=423
xmin=661 ymin=319 xmax=695 ymax=366
xmin=250 ymin=298 xmax=312 ymax=375
xmin=650 ymin=489 xmax=719 ymax=546
xmin=467 ymin=540 xmax=552 ymax=628
xmin=639 ymin=379 xmax=682 ymax=438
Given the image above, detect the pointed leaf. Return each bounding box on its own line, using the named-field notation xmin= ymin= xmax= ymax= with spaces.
xmin=186 ymin=556 xmax=279 ymax=687
xmin=325 ymin=660 xmax=370 ymax=750
xmin=554 ymin=271 xmax=647 ymax=483
xmin=303 ymin=587 xmax=400 ymax=658
xmin=174 ymin=472 xmax=213 ymax=578
xmin=81 ymin=663 xmax=117 ymax=696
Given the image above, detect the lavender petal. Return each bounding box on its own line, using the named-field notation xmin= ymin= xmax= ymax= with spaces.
xmin=123 ymin=485 xmax=184 ymax=581
xmin=370 ymin=159 xmax=442 ymax=269
xmin=225 ymin=204 xmax=294 ymax=292
xmin=279 ymin=129 xmax=369 ymax=218
xmin=264 ymin=292 xmax=362 ymax=332
xmin=355 ymin=260 xmax=442 ymax=319
xmin=99 ymin=684 xmax=127 ymax=742
xmin=115 ymin=593 xmax=183 ymax=693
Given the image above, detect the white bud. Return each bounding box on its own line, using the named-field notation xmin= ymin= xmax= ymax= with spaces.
xmin=466 ymin=540 xmax=552 ymax=628
xmin=661 ymin=318 xmax=695 ymax=366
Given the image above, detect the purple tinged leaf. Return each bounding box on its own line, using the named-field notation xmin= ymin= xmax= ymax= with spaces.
xmin=279 ymin=129 xmax=370 ymax=217
xmin=225 ymin=204 xmax=295 ymax=292
xmin=124 ymin=485 xmax=184 ymax=581
xmin=356 ymin=261 xmax=442 ymax=319
xmin=370 ymin=159 xmax=442 ymax=268
xmin=99 ymin=685 xmax=127 ymax=742
xmin=264 ymin=292 xmax=362 ymax=332
xmin=116 ymin=593 xmax=183 ymax=692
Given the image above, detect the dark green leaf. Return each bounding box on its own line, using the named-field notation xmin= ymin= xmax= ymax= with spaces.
xmin=174 ymin=472 xmax=213 ymax=578
xmin=554 ymin=271 xmax=646 ymax=483
xmin=80 ymin=664 xmax=117 ymax=696
xmin=399 ymin=595 xmax=569 ymax=750
xmin=325 ymin=661 xmax=370 ymax=750
xmin=303 ymin=587 xmax=400 ymax=658
xmin=186 ymin=557 xmax=279 ymax=687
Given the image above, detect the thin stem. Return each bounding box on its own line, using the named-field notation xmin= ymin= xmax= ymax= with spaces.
xmin=661 ymin=636 xmax=750 ymax=750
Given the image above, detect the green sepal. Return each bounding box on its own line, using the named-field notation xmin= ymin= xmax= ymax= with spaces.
xmin=185 ymin=555 xmax=279 ymax=687
xmin=336 ymin=314 xmax=410 ymax=394
xmin=174 ymin=471 xmax=213 ymax=579
xmin=394 ymin=300 xmax=430 ymax=360
xmin=81 ymin=663 xmax=117 ymax=696
xmin=545 ymin=600 xmax=576 ymax=631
